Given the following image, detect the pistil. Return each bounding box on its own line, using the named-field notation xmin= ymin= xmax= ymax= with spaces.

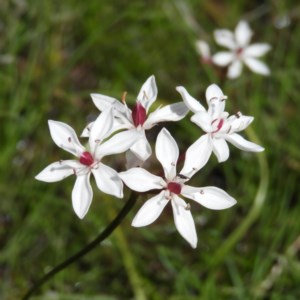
xmin=79 ymin=151 xmax=94 ymax=166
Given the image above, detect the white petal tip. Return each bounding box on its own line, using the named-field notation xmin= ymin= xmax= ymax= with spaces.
xmin=75 ymin=212 xmax=86 ymax=219
xmin=131 ymin=220 xmax=144 ymax=228
xmin=190 ymin=243 xmax=197 ymax=249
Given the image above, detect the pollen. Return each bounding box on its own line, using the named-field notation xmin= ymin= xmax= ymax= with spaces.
xmin=79 ymin=151 xmax=94 ymax=166
xmin=167 ymin=182 xmax=182 ymax=195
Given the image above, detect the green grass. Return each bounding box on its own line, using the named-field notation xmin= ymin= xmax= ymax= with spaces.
xmin=1 ymin=0 xmax=300 ymax=299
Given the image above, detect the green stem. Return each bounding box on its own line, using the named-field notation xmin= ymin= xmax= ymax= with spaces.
xmin=22 ymin=192 xmax=138 ymax=300
xmin=209 ymin=127 xmax=269 ymax=267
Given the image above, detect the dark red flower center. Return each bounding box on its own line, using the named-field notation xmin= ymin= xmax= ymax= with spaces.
xmin=167 ymin=182 xmax=182 ymax=195
xmin=211 ymin=118 xmax=224 ymax=133
xmin=79 ymin=151 xmax=94 ymax=166
xmin=132 ymin=102 xmax=147 ymax=127
xmin=236 ymin=47 xmax=243 ymax=56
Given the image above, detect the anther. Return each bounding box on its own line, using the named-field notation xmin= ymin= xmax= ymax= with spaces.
xmin=121 ymin=91 xmax=127 ymax=104
xmin=178 ymin=174 xmax=189 ymax=180
xmin=235 ymin=111 xmax=241 ymax=118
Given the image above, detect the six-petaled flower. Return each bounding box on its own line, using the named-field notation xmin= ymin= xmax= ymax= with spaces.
xmin=119 ymin=128 xmax=236 ymax=248
xmin=35 ymin=108 xmax=139 ymax=219
xmin=212 ymin=20 xmax=271 ymax=78
xmin=82 ymin=75 xmax=189 ymax=162
xmin=177 ymin=84 xmax=264 ymax=166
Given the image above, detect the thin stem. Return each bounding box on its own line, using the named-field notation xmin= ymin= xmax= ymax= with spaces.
xmin=22 ymin=192 xmax=138 ymax=300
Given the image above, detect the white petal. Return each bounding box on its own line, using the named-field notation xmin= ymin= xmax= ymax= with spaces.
xmin=182 ymin=185 xmax=236 ymax=210
xmin=212 ymin=52 xmax=234 ymax=66
xmin=244 ymin=57 xmax=270 ymax=75
xmin=91 ymin=93 xmax=125 ymax=113
xmin=92 ymin=163 xmax=123 ymax=198
xmin=214 ymin=29 xmax=236 ymax=50
xmin=195 ymin=40 xmax=210 ymax=59
xmin=227 ymin=60 xmax=243 ymax=79
xmin=72 ymin=173 xmax=93 ymax=219
xmin=171 ymin=195 xmax=197 ymax=248
xmin=132 ymin=191 xmax=168 ymax=227
xmin=129 ymin=135 xmax=152 ymax=161
xmin=225 ymin=133 xmax=264 ymax=152
xmin=35 ymin=160 xmax=78 ymax=182
xmin=176 ymin=86 xmax=206 ymax=113
xmin=205 ymin=83 xmax=225 ymax=104
xmin=212 ymin=138 xmax=230 ymax=162
xmin=206 ymin=84 xmax=226 ymax=119
xmin=227 ymin=115 xmax=253 ymax=132
xmin=155 ymin=128 xmax=179 ymax=180
xmin=48 ymin=120 xmax=85 ymax=157
xmin=89 ymin=108 xmax=114 ymax=153
xmin=235 ymin=20 xmax=252 ymax=48
xmin=191 ymin=112 xmax=212 ymax=132
xmin=137 ymin=75 xmax=158 ymax=113
xmin=125 ymin=151 xmax=144 ymax=169
xmin=97 ymin=129 xmax=141 ymax=158
xmin=243 ymin=43 xmax=271 ymax=57
xmin=143 ymin=102 xmax=189 ymax=129
xmin=81 ymin=121 xmax=94 ymax=137
xmin=180 ymin=134 xmax=213 ymax=177
xmin=119 ymin=168 xmax=165 ymax=192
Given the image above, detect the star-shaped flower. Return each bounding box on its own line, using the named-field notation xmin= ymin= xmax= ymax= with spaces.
xmin=35 ymin=108 xmax=140 ymax=219
xmin=119 ymin=128 xmax=236 ymax=248
xmin=82 ymin=75 xmax=189 ymax=162
xmin=212 ymin=20 xmax=271 ymax=78
xmin=176 ymin=84 xmax=264 ymax=167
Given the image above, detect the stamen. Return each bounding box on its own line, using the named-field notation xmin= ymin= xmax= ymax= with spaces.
xmin=143 ymin=90 xmax=148 ymax=100
xmin=226 ymin=125 xmax=232 ymax=134
xmin=235 ymin=111 xmax=241 ymax=118
xmin=177 ymin=174 xmax=189 ymax=180
xmin=185 ymin=203 xmax=191 ymax=210
xmin=121 ymin=91 xmax=127 ymax=104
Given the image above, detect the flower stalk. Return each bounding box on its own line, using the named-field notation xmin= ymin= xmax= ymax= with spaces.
xmin=22 ymin=192 xmax=138 ymax=300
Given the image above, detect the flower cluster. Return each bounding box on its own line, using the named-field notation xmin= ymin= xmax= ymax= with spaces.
xmin=36 ymin=75 xmax=264 ymax=248
xmin=196 ymin=20 xmax=271 ymax=79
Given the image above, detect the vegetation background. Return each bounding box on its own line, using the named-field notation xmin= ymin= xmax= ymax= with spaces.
xmin=1 ymin=0 xmax=299 ymax=299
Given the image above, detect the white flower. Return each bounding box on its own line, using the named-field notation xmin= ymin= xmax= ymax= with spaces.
xmin=176 ymin=84 xmax=264 ymax=166
xmin=35 ymin=108 xmax=140 ymax=219
xmin=119 ymin=128 xmax=236 ymax=248
xmin=82 ymin=75 xmax=189 ymax=161
xmin=212 ymin=20 xmax=271 ymax=78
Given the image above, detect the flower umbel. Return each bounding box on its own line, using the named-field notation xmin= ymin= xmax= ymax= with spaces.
xmin=212 ymin=20 xmax=271 ymax=78
xmin=35 ymin=108 xmax=139 ymax=219
xmin=177 ymin=84 xmax=264 ymax=166
xmin=119 ymin=128 xmax=236 ymax=248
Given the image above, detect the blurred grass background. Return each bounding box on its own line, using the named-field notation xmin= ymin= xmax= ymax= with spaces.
xmin=1 ymin=0 xmax=300 ymax=299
